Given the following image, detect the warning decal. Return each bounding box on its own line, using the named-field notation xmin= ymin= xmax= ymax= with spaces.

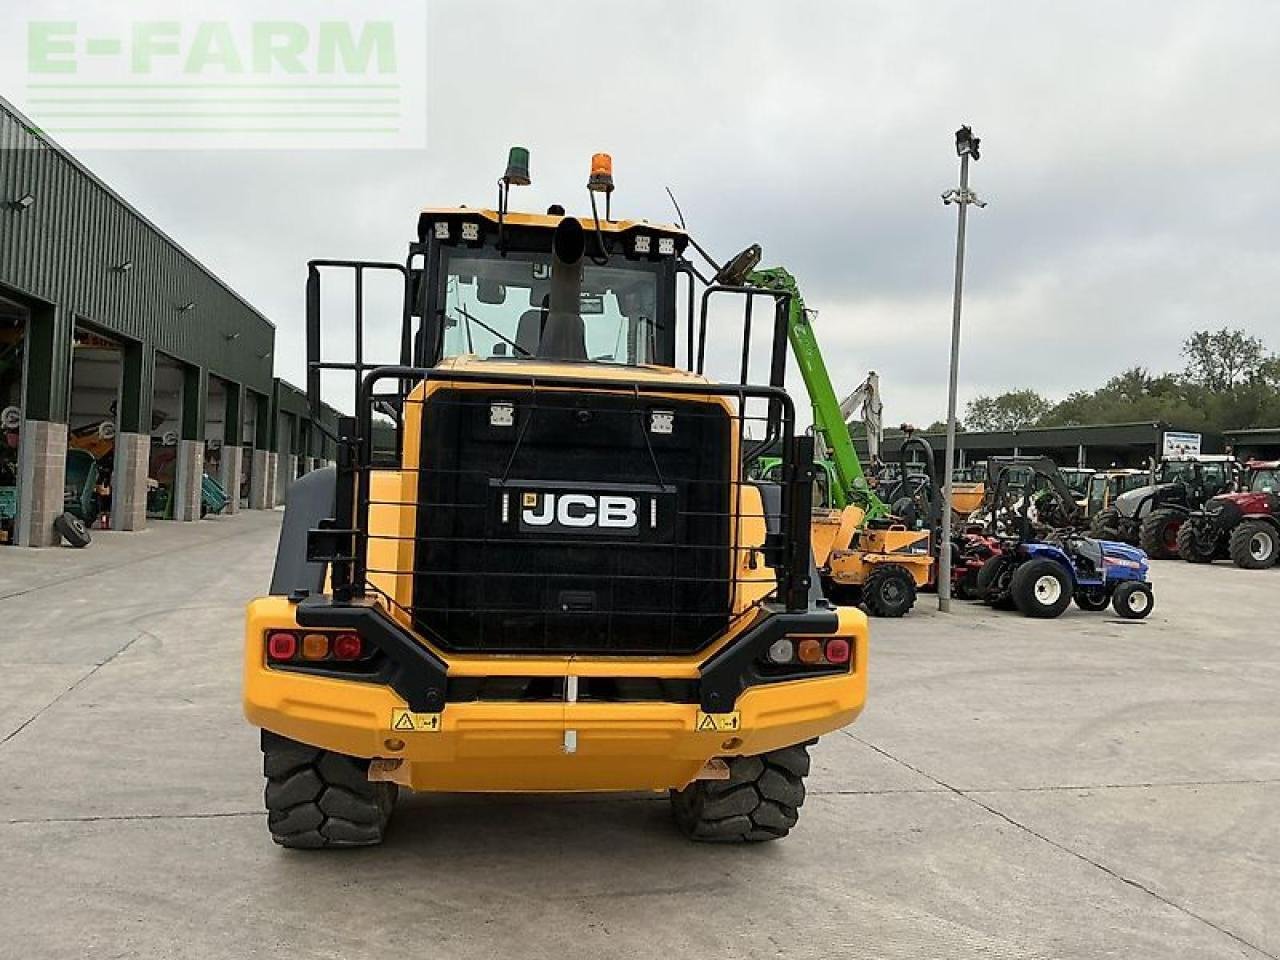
xmin=390 ymin=709 xmax=442 ymax=733
xmin=695 ymin=711 xmax=741 ymax=733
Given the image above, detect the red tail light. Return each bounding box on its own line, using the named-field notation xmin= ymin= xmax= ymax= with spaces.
xmin=824 ymin=637 xmax=851 ymax=665
xmin=267 ymin=632 xmax=297 ymax=661
xmin=333 ymin=633 xmax=362 ymax=661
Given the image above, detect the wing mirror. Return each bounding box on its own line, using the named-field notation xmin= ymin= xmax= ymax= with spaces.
xmin=715 ymin=244 xmax=762 ymax=286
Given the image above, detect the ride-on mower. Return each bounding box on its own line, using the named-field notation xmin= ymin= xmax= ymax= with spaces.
xmin=243 ymin=149 xmax=867 ymax=848
xmin=1089 ymin=454 xmax=1241 ymax=559
xmin=1176 ymin=460 xmax=1280 ymax=569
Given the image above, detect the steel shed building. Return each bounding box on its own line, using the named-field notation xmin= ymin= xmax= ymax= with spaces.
xmin=0 ymin=96 xmax=330 ymax=546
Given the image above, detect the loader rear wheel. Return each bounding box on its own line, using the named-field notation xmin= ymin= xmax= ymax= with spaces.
xmin=1139 ymin=509 xmax=1183 ymax=560
xmin=862 ymin=565 xmax=916 ymax=618
xmin=1228 ymin=520 xmax=1279 ymax=570
xmin=1176 ymin=520 xmax=1216 ymax=564
xmin=261 ymin=731 xmax=397 ymax=849
xmin=671 ymin=743 xmax=811 ymax=843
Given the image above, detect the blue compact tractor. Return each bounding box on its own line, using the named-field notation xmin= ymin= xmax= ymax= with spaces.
xmin=974 ymin=459 xmax=1155 ymax=619
xmin=982 ymin=535 xmax=1154 ymax=619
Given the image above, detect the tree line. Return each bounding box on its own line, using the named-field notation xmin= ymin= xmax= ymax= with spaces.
xmin=952 ymin=328 xmax=1280 ymax=434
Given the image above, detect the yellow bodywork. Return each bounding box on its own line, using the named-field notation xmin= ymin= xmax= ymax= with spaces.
xmin=828 ymin=525 xmax=934 ymax=588
xmin=244 ymin=359 xmax=868 ymax=793
xmin=950 ymin=481 xmax=985 ymax=516
xmin=811 ymin=505 xmax=934 ymax=589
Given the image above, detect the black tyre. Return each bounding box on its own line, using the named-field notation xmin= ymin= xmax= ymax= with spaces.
xmin=1138 ymin=509 xmax=1183 ymax=560
xmin=671 ymin=743 xmax=811 ymax=843
xmin=1176 ymin=520 xmax=1216 ymax=564
xmin=863 ymin=565 xmax=917 ymax=618
xmin=262 ymin=731 xmax=397 ymax=849
xmin=1009 ymin=558 xmax=1073 ymax=619
xmin=890 ymin=496 xmax=919 ymax=529
xmin=1228 ymin=520 xmax=1280 ymax=570
xmin=1112 ymin=581 xmax=1154 ymax=619
xmin=975 ymin=554 xmax=1012 ymax=605
xmin=54 ymin=511 xmax=91 ymax=548
xmin=953 ymin=568 xmax=980 ymax=601
xmin=1089 ymin=509 xmax=1122 ymax=541
xmin=821 ymin=576 xmax=862 ymax=608
xmin=1073 ymin=587 xmax=1110 ymax=612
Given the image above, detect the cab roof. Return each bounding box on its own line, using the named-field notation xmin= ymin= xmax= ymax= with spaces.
xmin=418 ymin=207 xmax=687 ymax=240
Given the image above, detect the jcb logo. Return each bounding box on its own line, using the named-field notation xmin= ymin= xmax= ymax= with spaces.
xmin=521 ymin=493 xmax=638 ymax=531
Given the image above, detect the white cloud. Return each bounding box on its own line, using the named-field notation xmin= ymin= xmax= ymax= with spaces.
xmin=9 ymin=0 xmax=1278 ymax=424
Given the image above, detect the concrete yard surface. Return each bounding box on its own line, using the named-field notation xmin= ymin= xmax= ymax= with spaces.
xmin=1 ymin=511 xmax=1277 ymax=959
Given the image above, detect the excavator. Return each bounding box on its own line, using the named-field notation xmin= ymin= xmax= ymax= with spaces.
xmin=748 ymin=268 xmax=934 ymax=617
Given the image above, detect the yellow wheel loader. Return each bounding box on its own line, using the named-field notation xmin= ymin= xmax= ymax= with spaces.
xmin=243 ymin=149 xmax=867 ymax=848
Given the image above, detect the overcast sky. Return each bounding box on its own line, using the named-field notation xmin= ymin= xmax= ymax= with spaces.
xmin=10 ymin=0 xmax=1280 ymax=426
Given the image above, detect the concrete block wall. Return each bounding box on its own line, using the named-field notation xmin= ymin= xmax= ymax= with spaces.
xmin=277 ymin=454 xmax=298 ymax=505
xmin=111 ymin=432 xmax=149 ymax=531
xmin=249 ymin=450 xmax=270 ymax=509
xmin=171 ymin=440 xmax=204 ymax=522
xmin=16 ymin=420 xmax=67 ymax=547
xmin=219 ymin=445 xmax=242 ymax=515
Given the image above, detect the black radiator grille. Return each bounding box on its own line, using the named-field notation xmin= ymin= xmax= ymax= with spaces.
xmin=409 ymin=388 xmax=732 ymax=654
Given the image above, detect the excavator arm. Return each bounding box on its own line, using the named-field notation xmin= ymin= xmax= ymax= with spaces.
xmin=748 ymin=267 xmax=888 ymax=520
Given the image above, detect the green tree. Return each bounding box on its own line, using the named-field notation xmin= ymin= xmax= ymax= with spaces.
xmin=964 ymin=389 xmax=1052 ymax=432
xmin=1181 ymin=328 xmax=1267 ymax=392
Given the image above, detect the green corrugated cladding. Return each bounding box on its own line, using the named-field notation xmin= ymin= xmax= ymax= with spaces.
xmin=272 ymin=378 xmax=339 ymax=460
xmin=0 ymin=98 xmax=275 ymax=423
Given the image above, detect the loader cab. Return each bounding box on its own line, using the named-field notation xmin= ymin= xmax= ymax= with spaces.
xmin=413 ymin=209 xmax=686 ymax=372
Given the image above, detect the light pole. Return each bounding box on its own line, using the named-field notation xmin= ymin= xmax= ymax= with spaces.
xmin=937 ymin=125 xmax=986 ymax=612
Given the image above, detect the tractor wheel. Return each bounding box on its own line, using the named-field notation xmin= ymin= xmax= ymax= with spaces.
xmin=1089 ymin=509 xmax=1123 ymax=541
xmin=1228 ymin=520 xmax=1280 ymax=570
xmin=53 ymin=512 xmax=91 ymax=548
xmin=975 ymin=554 xmax=1012 ymax=607
xmin=261 ymin=731 xmax=397 ymax=849
xmin=1073 ymin=587 xmax=1110 ymax=612
xmin=1112 ymin=581 xmax=1154 ymax=619
xmin=1010 ymin=559 xmax=1073 ymax=619
xmin=1138 ymin=509 xmax=1184 ymax=560
xmin=953 ymin=568 xmax=980 ymax=601
xmin=890 ymin=496 xmax=919 ymax=529
xmin=862 ymin=565 xmax=917 ymax=618
xmin=1176 ymin=520 xmax=1216 ymax=564
xmin=671 ymin=743 xmax=811 ymax=843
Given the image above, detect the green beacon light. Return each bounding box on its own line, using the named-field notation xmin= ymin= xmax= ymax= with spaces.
xmin=504 ymin=146 xmax=531 ymax=186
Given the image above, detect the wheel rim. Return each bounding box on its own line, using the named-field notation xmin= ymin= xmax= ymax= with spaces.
xmin=1127 ymin=588 xmax=1150 ymax=614
xmin=1250 ymin=532 xmax=1274 ymax=562
xmin=1033 ymin=575 xmax=1062 ymax=606
xmin=881 ymin=578 xmax=905 ymax=605
xmin=1163 ymin=523 xmax=1180 ymax=551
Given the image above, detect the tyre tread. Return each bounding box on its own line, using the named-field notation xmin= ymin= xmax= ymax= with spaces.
xmin=261 ymin=734 xmax=396 ymax=849
xmin=671 ymin=743 xmax=811 ymax=843
xmin=1228 ymin=520 xmax=1279 ymax=570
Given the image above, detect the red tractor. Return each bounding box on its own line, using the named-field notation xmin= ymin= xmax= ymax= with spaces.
xmin=1177 ymin=461 xmax=1280 ymax=569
